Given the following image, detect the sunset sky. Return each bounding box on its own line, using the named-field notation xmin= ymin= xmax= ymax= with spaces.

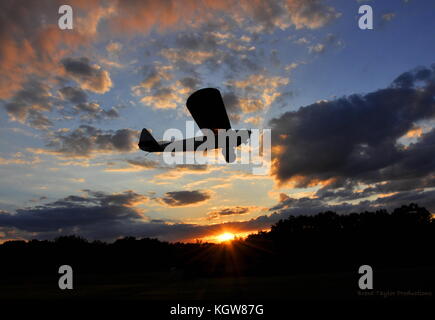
xmin=1 ymin=0 xmax=434 ymax=243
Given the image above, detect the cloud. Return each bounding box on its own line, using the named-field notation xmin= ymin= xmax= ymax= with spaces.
xmin=36 ymin=125 xmax=138 ymax=158
xmin=294 ymin=37 xmax=310 ymax=45
xmin=285 ymin=0 xmax=341 ymax=30
xmin=62 ymin=57 xmax=113 ymax=94
xmin=2 ymin=80 xmax=54 ymax=129
xmin=0 ymin=190 xmax=147 ymax=233
xmin=404 ymin=126 xmax=423 ymax=138
xmin=139 ymin=87 xmax=183 ymax=110
xmin=2 ymin=188 xmax=433 ymax=243
xmin=73 ymin=103 xmax=119 ymax=122
xmin=59 ymin=86 xmax=120 ymax=122
xmin=284 ymin=62 xmax=300 ymax=72
xmin=0 ymin=0 xmax=105 ymax=99
xmin=129 ymin=0 xmax=337 ymax=113
xmin=126 ymin=158 xmax=160 ymax=169
xmin=1 ymin=61 xmax=116 ymax=129
xmin=161 ymin=48 xmax=215 ymax=65
xmin=244 ymin=116 xmax=262 ymax=126
xmin=103 ymin=158 xmax=160 ymax=172
xmin=0 ymin=153 xmax=41 ymax=166
xmin=0 ymin=0 xmax=339 ymax=105
xmin=106 ymin=41 xmax=122 ymax=53
xmin=161 ymin=31 xmax=263 ymax=75
xmin=109 ymin=0 xmax=340 ymax=35
xmin=150 ymin=165 xmax=218 ymax=183
xmin=5 ymin=0 xmax=334 ymax=98
xmin=382 ymin=13 xmax=396 ymax=22
xmin=270 ymin=188 xmax=435 ymax=218
xmin=0 ymin=189 xmax=276 ymax=242
xmin=222 ymin=92 xmax=242 ymax=123
xmin=132 ymin=64 xmax=190 ymax=109
xmin=308 ymin=33 xmax=343 ymax=54
xmin=59 ymin=86 xmax=88 ymax=104
xmin=308 ymin=43 xmax=325 ymax=54
xmin=269 ymin=64 xmax=435 ymax=189
xmin=225 ymin=74 xmax=289 ymax=115
xmin=158 ymin=190 xmax=211 ymax=207
xmin=207 ymin=206 xmax=254 ymax=219
xmin=179 ymin=77 xmax=202 ymax=91
xmin=158 ymin=31 xmax=255 ymax=71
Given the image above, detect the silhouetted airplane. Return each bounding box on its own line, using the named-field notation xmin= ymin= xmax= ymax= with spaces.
xmin=138 ymin=88 xmax=251 ymax=162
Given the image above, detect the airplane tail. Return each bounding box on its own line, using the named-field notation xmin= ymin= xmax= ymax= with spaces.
xmin=138 ymin=128 xmax=161 ymax=152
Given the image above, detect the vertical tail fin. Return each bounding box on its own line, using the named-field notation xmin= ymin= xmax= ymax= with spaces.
xmin=138 ymin=128 xmax=161 ymax=152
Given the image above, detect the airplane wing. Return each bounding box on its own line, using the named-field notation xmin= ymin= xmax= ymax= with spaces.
xmin=186 ymin=88 xmax=231 ymax=133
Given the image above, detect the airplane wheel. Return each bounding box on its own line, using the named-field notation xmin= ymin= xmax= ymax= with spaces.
xmin=222 ymin=146 xmax=236 ymax=163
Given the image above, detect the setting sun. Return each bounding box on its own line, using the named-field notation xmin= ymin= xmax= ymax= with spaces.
xmin=216 ymin=232 xmax=235 ymax=242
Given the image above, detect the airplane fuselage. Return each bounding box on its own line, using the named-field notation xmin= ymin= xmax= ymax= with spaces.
xmin=139 ymin=129 xmax=251 ymax=153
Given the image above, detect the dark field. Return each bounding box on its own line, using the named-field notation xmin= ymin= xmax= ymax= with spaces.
xmin=1 ymin=204 xmax=434 ymax=302
xmin=0 ymin=267 xmax=433 ymax=301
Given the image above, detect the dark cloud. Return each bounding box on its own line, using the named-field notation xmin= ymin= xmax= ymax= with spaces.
xmin=222 ymin=92 xmax=242 ymax=123
xmin=270 ymin=188 xmax=435 ymax=220
xmin=270 ymin=65 xmax=435 ymax=191
xmin=2 ymin=80 xmax=54 ymax=129
xmin=74 ymin=103 xmax=119 ymax=121
xmin=270 ymin=193 xmax=354 ymax=215
xmin=392 ymin=66 xmax=433 ymax=89
xmin=120 ymin=160 xmax=210 ymax=172
xmin=207 ymin=206 xmax=252 ymax=219
xmin=59 ymin=86 xmax=119 ymax=122
xmin=63 ymin=57 xmax=95 ymax=76
xmin=1 ymin=188 xmax=432 ymax=243
xmin=59 ymin=86 xmax=87 ymax=104
xmin=179 ymin=77 xmax=201 ymax=91
xmin=62 ymin=57 xmax=112 ymax=94
xmin=158 ymin=190 xmax=211 ymax=207
xmin=45 ymin=125 xmax=138 ymax=157
xmin=0 ymin=190 xmax=272 ymax=242
xmin=0 ymin=190 xmax=146 ymax=233
xmin=126 ymin=158 xmax=160 ymax=169
xmin=175 ymin=32 xmax=219 ymax=51
xmin=148 ymin=30 xmax=264 ymax=97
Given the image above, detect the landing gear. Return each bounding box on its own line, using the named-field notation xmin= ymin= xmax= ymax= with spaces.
xmin=222 ymin=144 xmax=236 ymax=163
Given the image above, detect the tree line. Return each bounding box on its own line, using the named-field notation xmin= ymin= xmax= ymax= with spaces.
xmin=0 ymin=203 xmax=433 ymax=279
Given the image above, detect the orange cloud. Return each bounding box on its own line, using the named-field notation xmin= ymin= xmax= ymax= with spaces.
xmin=0 ymin=0 xmax=102 ymax=99
xmin=109 ymin=0 xmax=339 ymax=35
xmin=227 ymin=74 xmax=289 ymax=113
xmin=405 ymin=127 xmax=423 ymax=138
xmin=0 ymin=0 xmax=339 ymax=127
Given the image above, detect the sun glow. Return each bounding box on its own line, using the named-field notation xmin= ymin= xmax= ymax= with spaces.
xmin=193 ymin=230 xmax=263 ymax=243
xmin=216 ymin=232 xmax=235 ymax=242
